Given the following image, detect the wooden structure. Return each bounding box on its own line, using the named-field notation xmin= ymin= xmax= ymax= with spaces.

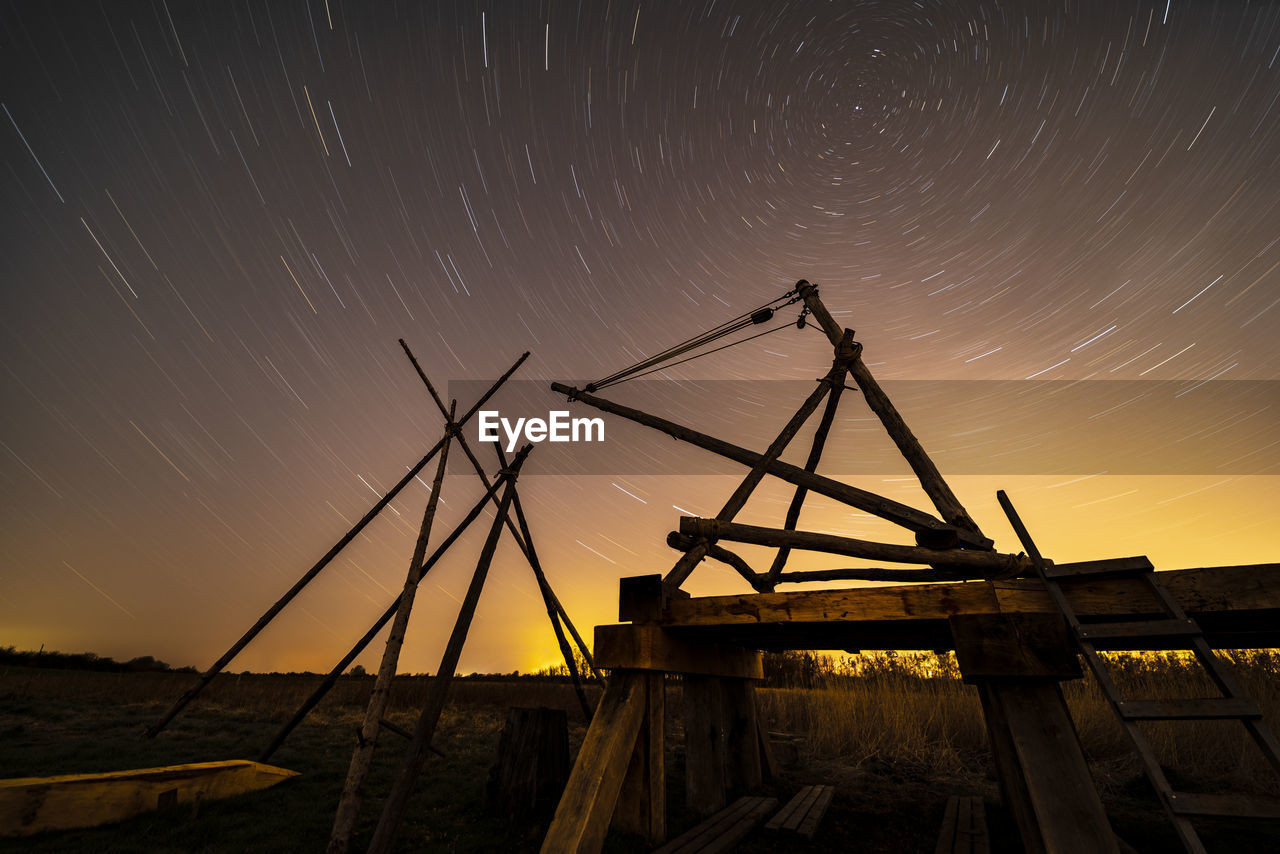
xmin=763 ymin=783 xmax=834 ymax=840
xmin=0 ymin=760 xmax=298 ymax=836
xmin=143 ymin=341 xmax=600 ymax=854
xmin=542 ymin=281 xmax=1280 ymax=854
xmin=936 ymin=795 xmax=990 ymax=854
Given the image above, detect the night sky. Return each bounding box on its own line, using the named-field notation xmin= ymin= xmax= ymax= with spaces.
xmin=3 ymin=1 xmax=1278 ymax=677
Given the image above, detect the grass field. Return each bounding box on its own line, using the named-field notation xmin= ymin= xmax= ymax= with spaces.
xmin=2 ymin=652 xmax=1278 ymax=852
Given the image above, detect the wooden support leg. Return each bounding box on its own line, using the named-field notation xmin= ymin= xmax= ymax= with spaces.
xmin=951 ymin=614 xmax=1118 ymax=854
xmin=722 ymin=678 xmax=762 ymax=794
xmin=612 ymin=671 xmax=666 ymax=842
xmin=541 ymin=671 xmax=648 ymax=854
xmin=683 ymin=675 xmax=728 ymax=815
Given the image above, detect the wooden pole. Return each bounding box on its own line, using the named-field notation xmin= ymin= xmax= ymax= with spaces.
xmin=361 ymin=447 xmax=530 ymax=854
xmin=680 ymin=516 xmax=1027 ymax=576
xmin=327 ymin=404 xmax=455 ymax=848
xmin=665 ymin=348 xmax=847 ymax=588
xmin=144 ymin=351 xmax=528 ymax=739
xmin=548 ymin=383 xmax=989 ymax=550
xmin=258 ymin=449 xmax=527 ymax=762
xmin=763 ymin=366 xmax=848 ymax=589
xmin=402 ymin=341 xmax=604 ymax=682
xmin=665 ymin=532 xmax=979 ymax=584
xmin=795 ymin=280 xmax=984 ymax=537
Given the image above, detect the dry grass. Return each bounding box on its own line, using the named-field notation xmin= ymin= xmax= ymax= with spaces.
xmin=755 ymin=649 xmax=1280 ymax=794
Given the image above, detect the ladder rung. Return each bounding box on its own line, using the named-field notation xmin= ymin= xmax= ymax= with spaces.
xmin=1117 ymin=698 xmax=1261 ymax=721
xmin=1168 ymin=792 xmax=1280 ymax=819
xmin=1043 ymin=556 xmax=1154 ymax=580
xmin=1077 ymin=619 xmax=1201 ymax=641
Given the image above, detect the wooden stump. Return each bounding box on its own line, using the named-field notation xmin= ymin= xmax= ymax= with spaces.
xmin=486 ymin=706 xmax=570 ymax=817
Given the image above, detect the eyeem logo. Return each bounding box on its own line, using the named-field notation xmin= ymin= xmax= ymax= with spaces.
xmin=478 ymin=410 xmax=605 ymax=452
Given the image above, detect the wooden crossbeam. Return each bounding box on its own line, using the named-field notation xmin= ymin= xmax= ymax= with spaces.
xmin=679 ymin=517 xmax=1026 ymax=576
xmin=548 ymin=383 xmax=990 ymax=549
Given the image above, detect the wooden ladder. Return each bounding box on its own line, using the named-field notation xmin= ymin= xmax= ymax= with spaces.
xmin=997 ymin=490 xmax=1280 ymax=854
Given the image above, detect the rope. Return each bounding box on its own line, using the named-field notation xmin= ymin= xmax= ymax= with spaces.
xmin=607 ymin=320 xmax=796 ymax=384
xmin=587 ymin=288 xmax=802 ymax=392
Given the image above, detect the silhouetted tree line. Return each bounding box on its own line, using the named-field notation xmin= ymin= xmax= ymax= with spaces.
xmin=0 ymin=646 xmax=195 ymax=673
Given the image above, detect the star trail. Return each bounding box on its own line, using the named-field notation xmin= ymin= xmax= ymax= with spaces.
xmin=2 ymin=1 xmax=1278 ymax=675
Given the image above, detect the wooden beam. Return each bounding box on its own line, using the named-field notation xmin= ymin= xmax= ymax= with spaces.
xmin=680 ymin=517 xmax=1026 ymax=576
xmin=612 ymin=672 xmax=665 ymax=842
xmin=796 ymin=280 xmax=984 ymax=537
xmin=548 ymin=383 xmax=991 ymax=550
xmin=595 ymin=624 xmax=763 ymax=679
xmin=541 ymin=671 xmax=648 ymax=854
xmin=145 ymin=352 xmax=529 ymax=739
xmin=950 ymin=613 xmax=1082 ymax=681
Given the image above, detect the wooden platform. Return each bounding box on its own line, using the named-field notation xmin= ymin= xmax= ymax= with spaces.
xmin=651 ymin=564 xmax=1280 ymax=651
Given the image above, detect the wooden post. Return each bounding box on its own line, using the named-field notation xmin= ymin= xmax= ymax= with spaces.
xmin=951 ymin=613 xmax=1119 ymax=854
xmin=145 ymin=352 xmax=529 ymax=738
xmin=549 ymin=383 xmax=988 ymax=549
xmin=795 ymin=280 xmax=984 ymax=537
xmin=612 ymin=671 xmax=666 ymax=842
xmin=541 ymin=671 xmax=649 ymax=854
xmin=721 ymin=678 xmax=763 ymax=794
xmin=680 ymin=517 xmax=1026 ymax=576
xmin=360 ymin=446 xmax=531 ymax=854
xmin=666 ymin=348 xmax=851 ymax=589
xmin=326 ymin=404 xmax=454 ymax=849
xmin=683 ymin=675 xmax=728 ymax=815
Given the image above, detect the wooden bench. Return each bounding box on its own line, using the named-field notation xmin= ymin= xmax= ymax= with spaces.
xmin=652 ymin=796 xmax=778 ymax=854
xmin=935 ymin=795 xmax=989 ymax=854
xmin=763 ymin=784 xmax=834 ymax=840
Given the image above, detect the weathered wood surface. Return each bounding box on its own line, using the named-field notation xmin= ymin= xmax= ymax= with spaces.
xmin=595 ymin=624 xmax=763 ymax=679
xmin=612 ymin=672 xmax=665 ymax=841
xmin=652 ymin=795 xmax=779 ymax=854
xmin=951 ymin=613 xmax=1082 ymax=682
xmin=0 ymin=761 xmax=297 ymax=837
xmin=548 ymin=382 xmax=990 ymax=550
xmin=935 ymin=795 xmax=990 ymax=854
xmin=541 ymin=671 xmax=647 ymax=854
xmin=679 ymin=517 xmax=1026 ymax=576
xmin=485 ymin=707 xmax=570 ymax=818
xmin=684 ymin=676 xmax=729 ymax=816
xmin=656 ymin=564 xmax=1280 ymax=650
xmin=764 ymin=784 xmax=834 ymax=839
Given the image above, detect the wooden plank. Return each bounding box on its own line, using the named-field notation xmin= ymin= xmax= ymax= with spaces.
xmin=782 ymin=784 xmax=823 ymax=831
xmin=985 ymin=681 xmax=1119 ymax=854
xmin=661 ymin=565 xmax=1280 ymax=628
xmin=951 ymin=613 xmax=1082 ymax=682
xmin=935 ymin=795 xmax=960 ymax=854
xmin=1116 ymin=698 xmax=1260 ymax=720
xmin=680 ymin=517 xmax=1024 ymax=576
xmin=795 ymin=785 xmax=833 ymax=839
xmin=1167 ymin=792 xmax=1280 ymax=819
xmin=1043 ymin=556 xmax=1153 ymax=579
xmin=595 ymin=624 xmax=763 ymax=679
xmin=540 ymin=671 xmax=648 ymax=854
xmin=764 ymin=785 xmax=814 ymax=831
xmin=654 ymin=795 xmax=777 ymax=854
